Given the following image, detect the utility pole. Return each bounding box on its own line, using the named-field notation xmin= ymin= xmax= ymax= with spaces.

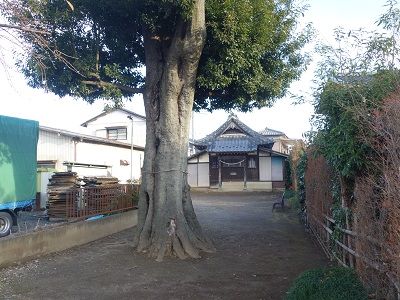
xmin=127 ymin=115 xmax=134 ymax=184
xmin=191 ymin=112 xmax=194 ymax=140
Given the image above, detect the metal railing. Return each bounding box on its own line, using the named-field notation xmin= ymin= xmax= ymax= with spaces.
xmin=63 ymin=184 xmax=139 ymax=220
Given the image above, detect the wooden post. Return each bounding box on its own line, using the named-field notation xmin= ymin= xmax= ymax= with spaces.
xmin=346 ymin=217 xmax=354 ymax=268
xmin=340 ymin=176 xmax=355 ymax=268
xmin=243 ymin=155 xmax=247 ymax=190
xmin=218 ymin=155 xmax=222 ymax=189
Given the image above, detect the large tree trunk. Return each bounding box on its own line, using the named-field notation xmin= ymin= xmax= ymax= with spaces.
xmin=133 ymin=0 xmax=215 ymax=261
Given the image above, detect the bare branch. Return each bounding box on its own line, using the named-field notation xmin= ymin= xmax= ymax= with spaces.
xmin=81 ymin=80 xmax=144 ymax=94
xmin=0 ymin=23 xmax=50 ymax=35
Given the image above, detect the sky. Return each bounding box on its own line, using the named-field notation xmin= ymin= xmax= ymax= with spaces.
xmin=0 ymin=0 xmax=389 ymax=139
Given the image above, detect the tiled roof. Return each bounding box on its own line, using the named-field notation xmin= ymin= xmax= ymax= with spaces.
xmin=208 ymin=136 xmax=258 ymax=153
xmin=259 ymin=127 xmax=285 ymax=136
xmin=193 ymin=114 xmax=273 ymax=153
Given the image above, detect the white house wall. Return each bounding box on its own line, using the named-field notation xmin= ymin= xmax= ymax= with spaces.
xmin=258 ymin=150 xmax=271 ymax=157
xmin=76 ymin=142 xmax=143 ymax=182
xmin=85 ymin=110 xmax=146 ymax=147
xmin=188 ymin=157 xmax=198 ymax=163
xmin=187 ymin=162 xmax=209 ymax=188
xmin=37 ymin=130 xmax=74 ymax=170
xmin=259 ymin=156 xmax=272 ymax=181
xmin=38 ymin=128 xmax=144 ymax=183
xmin=187 ymin=152 xmax=209 ymax=188
xmin=272 ymin=140 xmax=290 ymax=155
xmin=197 ymin=164 xmax=209 ymax=187
xmin=197 ymin=152 xmax=209 ymax=163
xmin=272 ymin=141 xmax=282 ymax=153
xmin=187 ymin=164 xmax=197 ymax=187
xmin=95 ymin=128 xmax=107 ymax=138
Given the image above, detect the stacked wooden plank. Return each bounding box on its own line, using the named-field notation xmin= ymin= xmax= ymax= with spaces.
xmin=47 ymin=172 xmax=80 ymax=220
xmin=80 ymin=177 xmax=121 ymax=213
xmin=81 ymin=176 xmax=119 ymax=187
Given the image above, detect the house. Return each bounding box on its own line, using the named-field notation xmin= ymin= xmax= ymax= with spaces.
xmin=37 ymin=125 xmax=144 ymax=208
xmin=38 ymin=126 xmax=144 ymax=177
xmin=81 ymin=108 xmax=146 ymax=147
xmin=37 ymin=108 xmax=146 ymax=185
xmin=259 ymin=127 xmax=296 ymax=155
xmin=188 ymin=114 xmax=288 ymax=191
xmin=36 ymin=109 xmax=147 ymax=208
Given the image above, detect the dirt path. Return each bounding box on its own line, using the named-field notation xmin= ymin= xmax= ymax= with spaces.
xmin=0 ymin=192 xmax=328 ymax=299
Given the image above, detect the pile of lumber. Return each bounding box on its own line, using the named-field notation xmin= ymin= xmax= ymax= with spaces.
xmin=81 ymin=176 xmax=119 ymax=187
xmin=47 ymin=172 xmax=80 ymax=219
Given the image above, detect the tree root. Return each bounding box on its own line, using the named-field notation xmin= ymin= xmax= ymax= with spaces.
xmin=134 ymin=215 xmax=215 ymax=261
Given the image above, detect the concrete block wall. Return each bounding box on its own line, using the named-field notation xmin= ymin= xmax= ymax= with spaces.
xmin=0 ymin=210 xmax=137 ymax=268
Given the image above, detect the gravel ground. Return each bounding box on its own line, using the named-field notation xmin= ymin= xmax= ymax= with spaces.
xmin=10 ymin=210 xmax=63 ymax=236
xmin=0 ymin=191 xmax=329 ymax=299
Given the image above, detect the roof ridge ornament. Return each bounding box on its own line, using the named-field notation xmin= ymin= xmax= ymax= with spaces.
xmin=228 ymin=112 xmax=238 ymax=119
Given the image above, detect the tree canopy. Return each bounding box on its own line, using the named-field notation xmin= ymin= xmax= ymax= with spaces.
xmin=313 ymin=70 xmax=400 ymax=178
xmin=311 ymin=1 xmax=400 ymax=178
xmin=5 ymin=0 xmax=311 ymax=111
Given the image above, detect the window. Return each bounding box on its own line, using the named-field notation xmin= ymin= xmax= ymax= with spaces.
xmin=107 ymin=127 xmax=127 ymax=140
xmin=210 ymin=157 xmax=219 ymax=169
xmin=248 ymin=157 xmax=256 ymax=169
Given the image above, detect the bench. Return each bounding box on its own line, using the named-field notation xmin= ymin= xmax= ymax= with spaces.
xmin=272 ymin=191 xmax=285 ymax=211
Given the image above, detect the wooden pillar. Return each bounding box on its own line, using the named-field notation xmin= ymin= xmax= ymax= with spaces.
xmin=243 ymin=155 xmax=247 ymax=190
xmin=218 ymin=155 xmax=222 ymax=189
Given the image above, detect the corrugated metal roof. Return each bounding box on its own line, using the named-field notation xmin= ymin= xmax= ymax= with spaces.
xmin=40 ymin=126 xmax=144 ymax=151
xmin=81 ymin=108 xmax=146 ymax=127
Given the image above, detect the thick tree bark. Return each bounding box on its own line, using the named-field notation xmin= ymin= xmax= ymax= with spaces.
xmin=133 ymin=0 xmax=215 ymax=261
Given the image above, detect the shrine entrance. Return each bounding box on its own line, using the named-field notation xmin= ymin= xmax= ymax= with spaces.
xmin=220 ymin=155 xmax=245 ymax=182
xmin=209 ymin=154 xmax=255 ymax=188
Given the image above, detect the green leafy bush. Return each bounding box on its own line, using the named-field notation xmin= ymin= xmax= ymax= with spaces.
xmin=286 ymin=267 xmax=368 ymax=300
xmin=285 ymin=159 xmax=292 ymax=189
xmin=285 ymin=189 xmax=301 ymax=210
xmin=284 ymin=189 xmax=296 ymax=199
xmin=296 ymin=151 xmax=307 ymax=204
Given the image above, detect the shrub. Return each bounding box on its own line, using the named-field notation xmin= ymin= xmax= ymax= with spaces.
xmin=296 ymin=151 xmax=307 ymax=205
xmin=286 ymin=267 xmax=368 ymax=300
xmin=285 ymin=189 xmax=300 ymax=210
xmin=284 ymin=189 xmax=296 ymax=199
xmin=285 ymin=159 xmax=292 ymax=189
